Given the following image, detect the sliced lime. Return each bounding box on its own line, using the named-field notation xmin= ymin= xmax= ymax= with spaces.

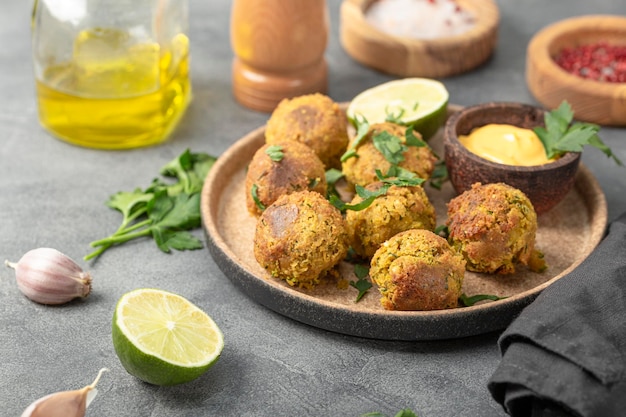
xmin=347 ymin=78 xmax=449 ymax=140
xmin=112 ymin=288 xmax=224 ymax=386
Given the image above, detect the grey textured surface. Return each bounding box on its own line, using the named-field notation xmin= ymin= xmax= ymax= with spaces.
xmin=2 ymin=1 xmax=625 ymax=416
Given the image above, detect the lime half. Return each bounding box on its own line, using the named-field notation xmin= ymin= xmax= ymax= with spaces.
xmin=347 ymin=78 xmax=449 ymax=140
xmin=112 ymin=288 xmax=224 ymax=386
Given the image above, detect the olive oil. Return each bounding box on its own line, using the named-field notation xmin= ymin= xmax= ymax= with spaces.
xmin=35 ymin=28 xmax=191 ymax=149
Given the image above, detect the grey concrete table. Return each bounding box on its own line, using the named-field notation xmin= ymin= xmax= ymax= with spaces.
xmin=2 ymin=1 xmax=625 ymax=416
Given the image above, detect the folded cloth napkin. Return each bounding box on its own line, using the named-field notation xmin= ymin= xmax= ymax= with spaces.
xmin=488 ymin=212 xmax=626 ymax=417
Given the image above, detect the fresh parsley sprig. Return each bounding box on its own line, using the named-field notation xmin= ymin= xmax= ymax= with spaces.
xmin=534 ymin=101 xmax=623 ymax=165
xmin=84 ymin=149 xmax=217 ymax=261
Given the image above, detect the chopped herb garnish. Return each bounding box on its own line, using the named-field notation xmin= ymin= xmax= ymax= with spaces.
xmin=251 ymin=184 xmax=265 ymax=211
xmin=325 ymin=168 xmax=344 ymax=201
xmin=533 ymin=100 xmax=623 ymax=165
xmin=404 ymin=126 xmax=427 ymax=148
xmin=349 ymin=263 xmax=372 ymax=302
xmin=326 ymin=168 xmax=344 ymax=186
xmin=330 ymin=175 xmax=424 ymax=212
xmin=459 ymin=293 xmax=507 ymax=307
xmin=373 ymin=131 xmax=406 ymax=165
xmin=265 ymin=145 xmax=284 ymax=162
xmin=376 ymin=171 xmax=425 ymax=187
xmin=428 ymin=160 xmax=448 ymax=190
xmin=341 ymin=114 xmax=371 ymax=162
xmin=434 ymin=224 xmax=450 ymax=238
xmin=331 ymin=183 xmax=391 ymax=212
xmin=379 ymin=165 xmax=423 ymax=181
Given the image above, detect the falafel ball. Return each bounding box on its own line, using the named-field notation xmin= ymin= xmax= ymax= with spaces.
xmin=254 ymin=190 xmax=349 ymax=288
xmin=245 ymin=141 xmax=328 ymax=216
xmin=370 ymin=229 xmax=465 ymax=311
xmin=346 ymin=182 xmax=436 ymax=258
xmin=446 ymin=182 xmax=542 ymax=275
xmin=341 ymin=122 xmax=438 ymax=188
xmin=265 ymin=93 xmax=349 ymax=169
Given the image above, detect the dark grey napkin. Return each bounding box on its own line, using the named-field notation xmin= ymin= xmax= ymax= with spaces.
xmin=488 ymin=212 xmax=626 ymax=417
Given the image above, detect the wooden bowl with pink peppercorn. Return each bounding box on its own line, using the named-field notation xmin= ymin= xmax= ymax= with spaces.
xmin=339 ymin=0 xmax=499 ymax=78
xmin=526 ymin=15 xmax=626 ymax=126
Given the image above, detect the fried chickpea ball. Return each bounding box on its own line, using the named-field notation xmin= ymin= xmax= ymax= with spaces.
xmin=370 ymin=229 xmax=465 ymax=311
xmin=245 ymin=141 xmax=327 ymax=216
xmin=254 ymin=190 xmax=349 ymax=288
xmin=446 ymin=182 xmax=544 ymax=275
xmin=341 ymin=122 xmax=438 ymax=188
xmin=265 ymin=93 xmax=349 ymax=169
xmin=345 ymin=182 xmax=436 ymax=258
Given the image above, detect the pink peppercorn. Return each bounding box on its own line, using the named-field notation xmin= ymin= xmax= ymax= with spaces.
xmin=555 ymin=42 xmax=626 ymax=83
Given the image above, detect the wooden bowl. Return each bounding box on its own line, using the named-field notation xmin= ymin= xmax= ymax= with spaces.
xmin=526 ymin=15 xmax=626 ymax=126
xmin=339 ymin=0 xmax=499 ymax=78
xmin=443 ymin=102 xmax=581 ymax=215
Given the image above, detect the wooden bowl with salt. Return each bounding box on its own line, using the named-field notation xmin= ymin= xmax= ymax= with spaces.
xmin=526 ymin=15 xmax=626 ymax=126
xmin=339 ymin=0 xmax=499 ymax=78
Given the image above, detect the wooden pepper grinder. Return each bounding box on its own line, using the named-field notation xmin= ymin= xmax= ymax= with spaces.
xmin=230 ymin=0 xmax=329 ymax=112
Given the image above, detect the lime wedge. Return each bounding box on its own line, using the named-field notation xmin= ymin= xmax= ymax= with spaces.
xmin=112 ymin=288 xmax=224 ymax=386
xmin=347 ymin=78 xmax=449 ymax=140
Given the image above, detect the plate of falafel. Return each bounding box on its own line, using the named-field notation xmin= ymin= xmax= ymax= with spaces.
xmin=200 ymin=94 xmax=607 ymax=341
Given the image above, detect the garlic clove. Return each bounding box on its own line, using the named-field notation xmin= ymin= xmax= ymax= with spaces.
xmin=5 ymin=248 xmax=92 ymax=305
xmin=21 ymin=368 xmax=108 ymax=417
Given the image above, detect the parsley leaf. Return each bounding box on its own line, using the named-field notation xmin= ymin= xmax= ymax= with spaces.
xmin=533 ymin=100 xmax=622 ymax=165
xmin=341 ymin=114 xmax=370 ymax=162
xmin=265 ymin=145 xmax=284 ymax=162
xmin=349 ymin=264 xmax=372 ymax=302
xmin=404 ymin=126 xmax=427 ymax=148
xmin=251 ymin=184 xmax=266 ymax=211
xmin=330 ymin=174 xmax=425 ymax=213
xmin=148 ymin=191 xmax=201 ymax=230
xmin=459 ymin=293 xmax=506 ymax=307
xmin=428 ymin=160 xmax=448 ymax=190
xmin=373 ymin=131 xmax=407 ymax=165
xmin=331 ymin=183 xmax=391 ymax=212
xmin=434 ymin=224 xmax=450 ymax=238
xmin=325 ymin=168 xmax=344 ymax=201
xmin=106 ymin=190 xmax=153 ymax=227
xmin=160 ymin=149 xmax=216 ymax=194
xmin=152 ymin=229 xmax=204 ymax=253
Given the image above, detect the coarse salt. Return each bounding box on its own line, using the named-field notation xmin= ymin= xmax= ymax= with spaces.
xmin=365 ymin=0 xmax=475 ymax=40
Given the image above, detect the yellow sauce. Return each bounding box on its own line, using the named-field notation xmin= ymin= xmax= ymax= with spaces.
xmin=458 ymin=124 xmax=553 ymax=166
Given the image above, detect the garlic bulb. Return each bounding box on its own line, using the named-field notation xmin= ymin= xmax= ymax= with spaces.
xmin=5 ymin=248 xmax=92 ymax=305
xmin=21 ymin=368 xmax=108 ymax=417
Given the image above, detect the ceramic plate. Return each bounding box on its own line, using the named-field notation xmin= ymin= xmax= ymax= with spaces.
xmin=200 ymin=105 xmax=607 ymax=341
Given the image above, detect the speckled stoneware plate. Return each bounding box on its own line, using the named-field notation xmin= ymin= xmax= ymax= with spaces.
xmin=200 ymin=104 xmax=607 ymax=341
